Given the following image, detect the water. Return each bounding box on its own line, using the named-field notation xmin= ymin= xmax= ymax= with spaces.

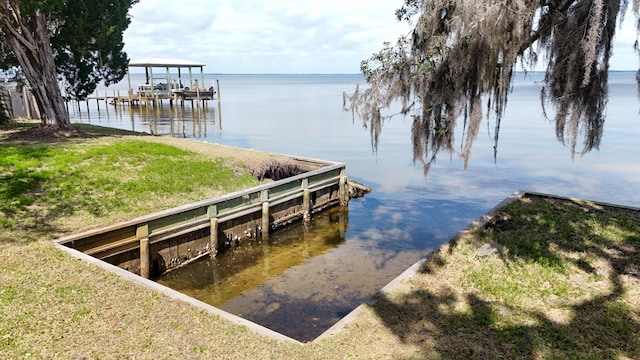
xmin=76 ymin=72 xmax=640 ymax=341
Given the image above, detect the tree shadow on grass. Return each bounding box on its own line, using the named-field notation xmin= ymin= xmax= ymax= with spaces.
xmin=0 ymin=123 xmax=147 ymax=244
xmin=372 ymin=193 xmax=640 ymax=359
xmin=0 ymin=122 xmax=143 ymax=144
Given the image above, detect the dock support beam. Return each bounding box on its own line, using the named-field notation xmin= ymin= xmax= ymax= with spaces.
xmin=261 ymin=190 xmax=270 ymax=238
xmin=303 ymin=189 xmax=311 ymax=221
xmin=137 ymin=224 xmax=150 ymax=279
xmin=261 ymin=201 xmax=270 ymax=238
xmin=302 ymin=178 xmax=310 ymax=221
xmin=140 ymin=238 xmax=150 ymax=279
xmin=216 ymin=79 xmax=222 ymax=124
xmin=210 ymin=218 xmax=219 ymax=257
xmin=339 ymin=176 xmax=349 ymax=206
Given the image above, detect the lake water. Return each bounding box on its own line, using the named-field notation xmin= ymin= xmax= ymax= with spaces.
xmin=75 ymin=72 xmax=640 ymax=341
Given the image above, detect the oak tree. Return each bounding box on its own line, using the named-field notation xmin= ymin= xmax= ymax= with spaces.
xmin=0 ymin=0 xmax=138 ymax=129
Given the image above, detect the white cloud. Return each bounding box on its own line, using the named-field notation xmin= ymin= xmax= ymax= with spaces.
xmin=123 ymin=1 xmax=638 ymax=73
xmin=123 ymin=0 xmax=409 ymax=73
xmin=611 ymin=13 xmax=639 ymax=70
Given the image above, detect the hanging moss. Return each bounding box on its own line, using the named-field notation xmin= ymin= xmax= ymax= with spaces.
xmin=350 ymin=0 xmax=639 ymax=173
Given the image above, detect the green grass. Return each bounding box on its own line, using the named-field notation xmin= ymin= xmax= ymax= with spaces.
xmin=1 ymin=123 xmax=639 ymax=359
xmin=0 ymin=137 xmax=259 ymax=235
xmin=373 ymin=194 xmax=640 ymax=359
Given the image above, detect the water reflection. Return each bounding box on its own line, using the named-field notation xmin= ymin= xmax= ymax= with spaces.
xmin=77 ymin=72 xmax=640 ymax=342
xmin=156 ymin=206 xmax=349 ymax=341
xmin=70 ymin=97 xmax=220 ymax=139
xmin=157 ymin=207 xmax=347 ymax=305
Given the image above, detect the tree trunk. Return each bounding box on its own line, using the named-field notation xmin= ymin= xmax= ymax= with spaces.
xmin=1 ymin=7 xmax=72 ymax=130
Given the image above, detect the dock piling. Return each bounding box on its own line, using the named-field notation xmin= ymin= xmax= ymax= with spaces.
xmin=210 ymin=218 xmax=219 ymax=257
xmin=339 ymin=176 xmax=349 ymax=206
xmin=137 ymin=224 xmax=150 ymax=278
xmin=262 ymin=202 xmax=270 ymax=238
xmin=217 ymin=79 xmax=222 ymax=125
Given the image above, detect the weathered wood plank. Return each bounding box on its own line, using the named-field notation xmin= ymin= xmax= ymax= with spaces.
xmin=56 ymin=158 xmax=352 ymax=276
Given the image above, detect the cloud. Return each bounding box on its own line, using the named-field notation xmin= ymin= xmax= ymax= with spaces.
xmin=123 ymin=0 xmax=408 ymax=73
xmin=611 ymin=13 xmax=639 ymax=70
xmin=123 ymin=1 xmax=638 ymax=73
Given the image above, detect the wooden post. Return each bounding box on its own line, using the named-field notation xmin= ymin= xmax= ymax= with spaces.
xmin=339 ymin=205 xmax=347 ymax=238
xmin=200 ymin=67 xmax=205 ymax=94
xmin=302 ymin=178 xmax=310 ymax=220
xmin=261 ymin=188 xmax=270 ymax=238
xmin=165 ymin=66 xmax=171 ymax=100
xmin=339 ymin=175 xmax=349 ymax=206
xmin=140 ymin=238 xmax=150 ymax=278
xmin=261 ymin=201 xmax=270 ymax=238
xmin=137 ymin=224 xmax=150 ymax=278
xmin=303 ymin=189 xmax=311 ymax=221
xmin=210 ymin=218 xmax=219 ymax=257
xmin=195 ymin=79 xmax=201 ymax=110
xmin=104 ymin=90 xmax=109 ymax=114
xmin=216 ymin=79 xmax=222 ymax=127
xmin=207 ymin=205 xmax=218 ymax=257
xmin=173 ymin=79 xmax=178 ymax=105
xmin=127 ymin=70 xmax=133 ymax=104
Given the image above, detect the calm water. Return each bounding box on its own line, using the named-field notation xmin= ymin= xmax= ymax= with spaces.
xmin=77 ymin=72 xmax=640 ymax=341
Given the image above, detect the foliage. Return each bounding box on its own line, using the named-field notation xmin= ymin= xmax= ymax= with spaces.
xmin=0 ymin=0 xmax=137 ymax=100
xmin=351 ymin=0 xmax=640 ymax=174
xmin=0 ymin=0 xmax=138 ymax=129
xmin=51 ymin=0 xmax=137 ymax=99
xmin=0 ymin=39 xmax=18 ymax=71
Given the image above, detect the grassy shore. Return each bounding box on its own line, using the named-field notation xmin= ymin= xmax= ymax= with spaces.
xmin=1 ymin=123 xmax=639 ymax=359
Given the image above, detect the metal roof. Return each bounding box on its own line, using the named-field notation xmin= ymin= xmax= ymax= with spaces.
xmin=128 ymin=57 xmax=206 ymax=68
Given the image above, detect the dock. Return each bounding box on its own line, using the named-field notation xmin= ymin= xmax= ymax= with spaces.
xmin=78 ymin=57 xmax=221 ymax=109
xmin=84 ymin=86 xmax=218 ymax=107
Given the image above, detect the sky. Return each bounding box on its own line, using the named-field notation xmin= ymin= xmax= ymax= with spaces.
xmin=123 ymin=1 xmax=639 ymax=74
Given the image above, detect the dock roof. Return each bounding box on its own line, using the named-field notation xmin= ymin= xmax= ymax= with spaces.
xmin=128 ymin=58 xmax=205 ymax=68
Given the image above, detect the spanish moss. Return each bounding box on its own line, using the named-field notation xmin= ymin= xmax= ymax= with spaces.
xmin=348 ymin=0 xmax=640 ymax=173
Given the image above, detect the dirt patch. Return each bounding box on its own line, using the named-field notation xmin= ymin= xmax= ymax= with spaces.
xmin=0 ymin=122 xmax=148 ymax=143
xmin=129 ymin=135 xmax=305 ymax=181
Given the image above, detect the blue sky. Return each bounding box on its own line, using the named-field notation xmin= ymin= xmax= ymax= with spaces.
xmin=123 ymin=1 xmax=639 ymax=74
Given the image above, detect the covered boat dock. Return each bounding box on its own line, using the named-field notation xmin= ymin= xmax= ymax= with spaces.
xmin=118 ymin=57 xmax=218 ymax=106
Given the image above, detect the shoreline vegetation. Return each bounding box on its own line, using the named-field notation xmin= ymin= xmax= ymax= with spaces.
xmin=1 ymin=123 xmax=639 ymax=359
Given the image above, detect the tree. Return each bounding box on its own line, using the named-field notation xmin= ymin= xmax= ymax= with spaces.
xmin=350 ymin=0 xmax=640 ymax=174
xmin=0 ymin=0 xmax=137 ymax=130
xmin=0 ymin=91 xmax=8 ymax=124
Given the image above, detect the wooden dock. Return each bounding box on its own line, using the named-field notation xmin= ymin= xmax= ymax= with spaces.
xmin=69 ymin=58 xmax=222 ymax=110
xmin=83 ymin=85 xmax=218 ymax=107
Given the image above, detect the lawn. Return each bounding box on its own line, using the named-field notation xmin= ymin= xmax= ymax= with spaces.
xmin=1 ymin=123 xmax=639 ymax=359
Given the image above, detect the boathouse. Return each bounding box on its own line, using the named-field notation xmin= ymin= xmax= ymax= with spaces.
xmin=122 ymin=57 xmax=217 ymax=105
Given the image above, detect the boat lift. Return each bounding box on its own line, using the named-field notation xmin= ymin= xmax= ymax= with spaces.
xmin=125 ymin=57 xmax=216 ymax=105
